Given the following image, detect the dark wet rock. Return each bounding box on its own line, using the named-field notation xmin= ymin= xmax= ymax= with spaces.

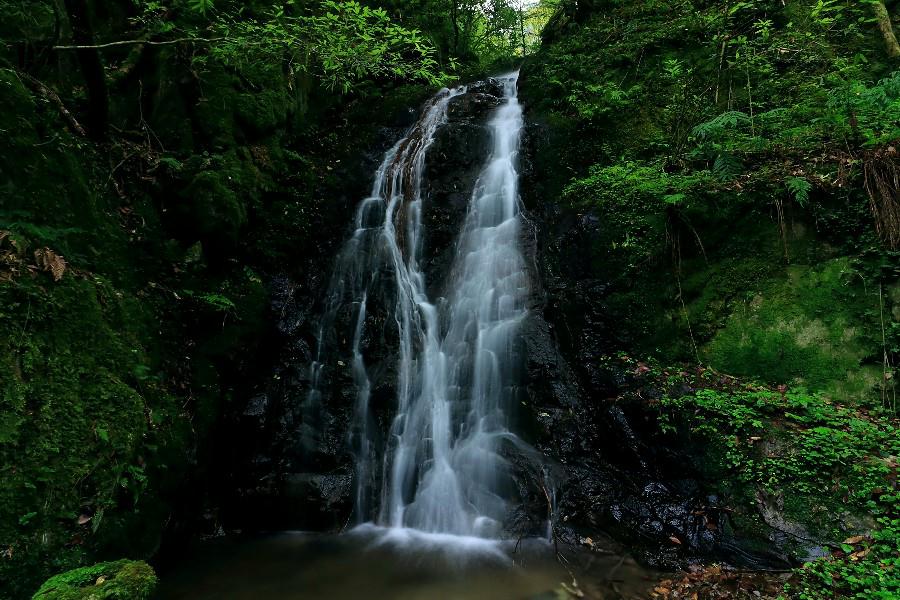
xmin=447 ymin=84 xmax=503 ymax=120
xmin=284 ymin=472 xmax=353 ymax=518
xmin=516 ymin=85 xmax=792 ymax=572
xmin=242 ymin=394 xmax=268 ymax=418
xmin=467 ymin=77 xmax=505 ymax=97
xmin=421 ymin=87 xmax=502 ymax=297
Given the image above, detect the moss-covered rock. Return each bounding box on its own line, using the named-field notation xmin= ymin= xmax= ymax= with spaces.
xmin=0 ymin=60 xmax=193 ymax=598
xmin=191 ymin=67 xmax=240 ymax=151
xmin=235 ymin=89 xmax=291 ymax=138
xmin=32 ymin=560 xmax=157 ymax=600
xmin=179 ymin=170 xmax=248 ymax=246
xmin=704 ymin=259 xmax=882 ymax=398
xmin=0 ymin=258 xmax=189 ymax=597
xmin=522 ymin=0 xmax=897 ymax=403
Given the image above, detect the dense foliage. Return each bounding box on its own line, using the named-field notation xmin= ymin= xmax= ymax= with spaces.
xmin=522 ymin=0 xmax=899 ymax=597
xmin=136 ymin=0 xmax=452 ymax=92
xmin=614 ymin=354 xmax=900 ymax=599
xmin=524 ymin=0 xmax=900 ymax=396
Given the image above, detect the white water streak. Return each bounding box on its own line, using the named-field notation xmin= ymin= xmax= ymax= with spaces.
xmin=309 ymin=73 xmax=529 ymax=539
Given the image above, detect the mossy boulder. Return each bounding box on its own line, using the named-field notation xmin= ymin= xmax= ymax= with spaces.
xmin=32 ymin=560 xmax=157 ymax=600
xmin=179 ymin=170 xmax=247 ymax=247
xmin=0 ymin=65 xmax=192 ymax=598
xmin=0 ymin=262 xmax=189 ymax=598
xmin=235 ymin=89 xmax=291 ymax=138
xmin=703 ymin=258 xmax=882 ymax=399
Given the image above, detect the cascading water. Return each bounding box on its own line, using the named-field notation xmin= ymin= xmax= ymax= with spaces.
xmin=305 ymin=84 xmax=465 ymax=522
xmin=308 ymin=72 xmax=536 ymax=541
xmin=382 ymin=73 xmax=528 ymax=537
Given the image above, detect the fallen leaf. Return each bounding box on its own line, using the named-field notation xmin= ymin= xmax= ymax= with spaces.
xmin=669 ymin=535 xmax=682 ymax=545
xmin=850 ymin=548 xmax=871 ymax=561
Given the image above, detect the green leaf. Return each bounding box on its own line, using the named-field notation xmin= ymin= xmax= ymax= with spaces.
xmin=786 ymin=176 xmax=812 ymax=206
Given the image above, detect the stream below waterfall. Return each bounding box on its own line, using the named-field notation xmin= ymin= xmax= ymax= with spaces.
xmin=156 ymin=532 xmax=658 ymax=599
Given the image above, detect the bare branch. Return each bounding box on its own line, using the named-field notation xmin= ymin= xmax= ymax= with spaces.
xmin=53 ymin=37 xmax=223 ymax=50
xmin=15 ymin=70 xmax=87 ymax=137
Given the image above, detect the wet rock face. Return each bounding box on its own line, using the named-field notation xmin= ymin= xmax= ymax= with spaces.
xmin=517 ymin=97 xmax=789 ymax=570
xmin=422 ymin=79 xmax=503 ymax=298
xmin=211 ymin=81 xmax=506 ymax=533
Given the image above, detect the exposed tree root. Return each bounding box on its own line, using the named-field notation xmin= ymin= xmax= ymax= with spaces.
xmin=863 ymin=146 xmax=900 ymax=249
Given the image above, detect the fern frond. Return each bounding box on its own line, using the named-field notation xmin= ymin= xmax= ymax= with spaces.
xmin=713 ymin=152 xmax=743 ymax=181
xmin=692 ymin=111 xmax=751 ymax=139
xmin=786 ymin=176 xmax=812 ymax=206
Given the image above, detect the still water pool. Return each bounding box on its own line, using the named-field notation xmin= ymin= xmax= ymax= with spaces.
xmin=157 ymin=528 xmax=658 ymax=599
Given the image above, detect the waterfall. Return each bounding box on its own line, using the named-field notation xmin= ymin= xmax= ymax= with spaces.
xmin=309 ymin=73 xmax=532 ymax=539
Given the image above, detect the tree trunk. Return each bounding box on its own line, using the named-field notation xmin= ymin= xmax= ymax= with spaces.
xmin=518 ymin=5 xmax=527 ymax=56
xmin=873 ymin=1 xmax=900 ymax=59
xmin=62 ymin=0 xmax=108 ymax=138
xmin=450 ymin=0 xmax=460 ymax=57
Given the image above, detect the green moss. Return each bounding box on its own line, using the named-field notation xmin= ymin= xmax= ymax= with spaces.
xmin=174 ymin=149 xmax=271 ymax=250
xmin=0 ymin=63 xmax=191 ymax=597
xmin=0 ymin=70 xmax=107 ymax=243
xmin=235 ymin=89 xmax=291 ymax=137
xmin=180 ymin=170 xmax=247 ymax=245
xmin=0 ymin=263 xmax=189 ymax=597
xmin=32 ymin=560 xmax=156 ymax=600
xmin=191 ymin=68 xmax=239 ymax=150
xmin=192 ymin=64 xmax=311 ymax=147
xmin=704 ymin=259 xmax=881 ymax=398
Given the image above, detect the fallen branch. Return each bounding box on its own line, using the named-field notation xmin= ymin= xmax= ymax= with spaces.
xmin=53 ymin=37 xmax=223 ymax=50
xmin=15 ymin=70 xmax=87 ymax=137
